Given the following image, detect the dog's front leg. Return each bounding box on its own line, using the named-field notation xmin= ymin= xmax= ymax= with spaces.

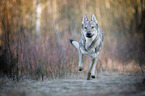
xmin=91 ymin=58 xmax=98 ymax=79
xmin=87 ymin=58 xmax=97 ymax=80
xmin=90 ymin=52 xmax=100 ymax=78
xmin=69 ymin=40 xmax=84 ymax=71
xmin=78 ymin=49 xmax=84 ymax=71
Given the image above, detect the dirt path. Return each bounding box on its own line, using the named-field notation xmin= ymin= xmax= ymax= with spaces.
xmin=0 ymin=71 xmax=145 ymax=96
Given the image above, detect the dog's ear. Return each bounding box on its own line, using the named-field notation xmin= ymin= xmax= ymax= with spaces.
xmin=82 ymin=14 xmax=88 ymax=24
xmin=91 ymin=14 xmax=98 ymax=24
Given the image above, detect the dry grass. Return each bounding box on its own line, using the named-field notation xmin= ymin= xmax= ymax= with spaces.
xmin=0 ymin=0 xmax=144 ymax=80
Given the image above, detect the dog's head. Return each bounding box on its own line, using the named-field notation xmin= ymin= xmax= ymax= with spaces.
xmin=82 ymin=14 xmax=98 ymax=38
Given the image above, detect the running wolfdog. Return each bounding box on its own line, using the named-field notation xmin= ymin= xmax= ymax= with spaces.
xmin=70 ymin=14 xmax=104 ymax=80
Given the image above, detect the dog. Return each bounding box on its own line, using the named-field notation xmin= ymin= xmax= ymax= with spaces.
xmin=70 ymin=14 xmax=104 ymax=80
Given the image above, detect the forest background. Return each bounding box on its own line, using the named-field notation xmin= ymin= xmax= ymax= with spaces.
xmin=0 ymin=0 xmax=145 ymax=80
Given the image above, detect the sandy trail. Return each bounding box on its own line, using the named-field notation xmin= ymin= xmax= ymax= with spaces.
xmin=0 ymin=71 xmax=145 ymax=96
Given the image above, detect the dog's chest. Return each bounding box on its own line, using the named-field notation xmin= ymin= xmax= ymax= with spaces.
xmin=85 ymin=38 xmax=96 ymax=53
xmin=85 ymin=38 xmax=92 ymax=49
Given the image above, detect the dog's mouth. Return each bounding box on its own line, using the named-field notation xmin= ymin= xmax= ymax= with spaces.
xmin=86 ymin=34 xmax=94 ymax=38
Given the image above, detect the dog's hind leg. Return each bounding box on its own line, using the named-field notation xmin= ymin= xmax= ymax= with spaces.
xmin=70 ymin=40 xmax=84 ymax=71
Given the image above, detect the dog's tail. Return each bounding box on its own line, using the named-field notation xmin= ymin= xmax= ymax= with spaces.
xmin=69 ymin=39 xmax=79 ymax=50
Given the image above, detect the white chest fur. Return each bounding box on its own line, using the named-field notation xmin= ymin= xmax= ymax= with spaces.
xmin=85 ymin=35 xmax=96 ymax=50
xmin=85 ymin=38 xmax=92 ymax=49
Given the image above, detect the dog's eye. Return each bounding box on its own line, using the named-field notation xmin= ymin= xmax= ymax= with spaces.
xmin=84 ymin=27 xmax=87 ymax=29
xmin=91 ymin=26 xmax=94 ymax=29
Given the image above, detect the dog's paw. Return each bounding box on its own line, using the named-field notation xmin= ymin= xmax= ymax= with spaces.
xmin=78 ymin=67 xmax=84 ymax=71
xmin=69 ymin=39 xmax=79 ymax=49
xmin=91 ymin=75 xmax=95 ymax=79
xmin=79 ymin=68 xmax=83 ymax=71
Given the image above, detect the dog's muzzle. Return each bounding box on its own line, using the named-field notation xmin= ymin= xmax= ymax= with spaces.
xmin=86 ymin=32 xmax=93 ymax=38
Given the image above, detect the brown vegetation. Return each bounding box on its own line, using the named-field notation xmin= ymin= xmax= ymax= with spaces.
xmin=0 ymin=0 xmax=145 ymax=80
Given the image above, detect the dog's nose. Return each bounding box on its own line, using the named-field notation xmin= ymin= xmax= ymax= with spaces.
xmin=86 ymin=31 xmax=91 ymax=36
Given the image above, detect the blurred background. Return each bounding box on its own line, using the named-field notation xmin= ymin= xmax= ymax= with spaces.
xmin=0 ymin=0 xmax=145 ymax=80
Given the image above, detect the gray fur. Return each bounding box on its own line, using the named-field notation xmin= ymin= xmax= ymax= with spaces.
xmin=70 ymin=14 xmax=104 ymax=80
